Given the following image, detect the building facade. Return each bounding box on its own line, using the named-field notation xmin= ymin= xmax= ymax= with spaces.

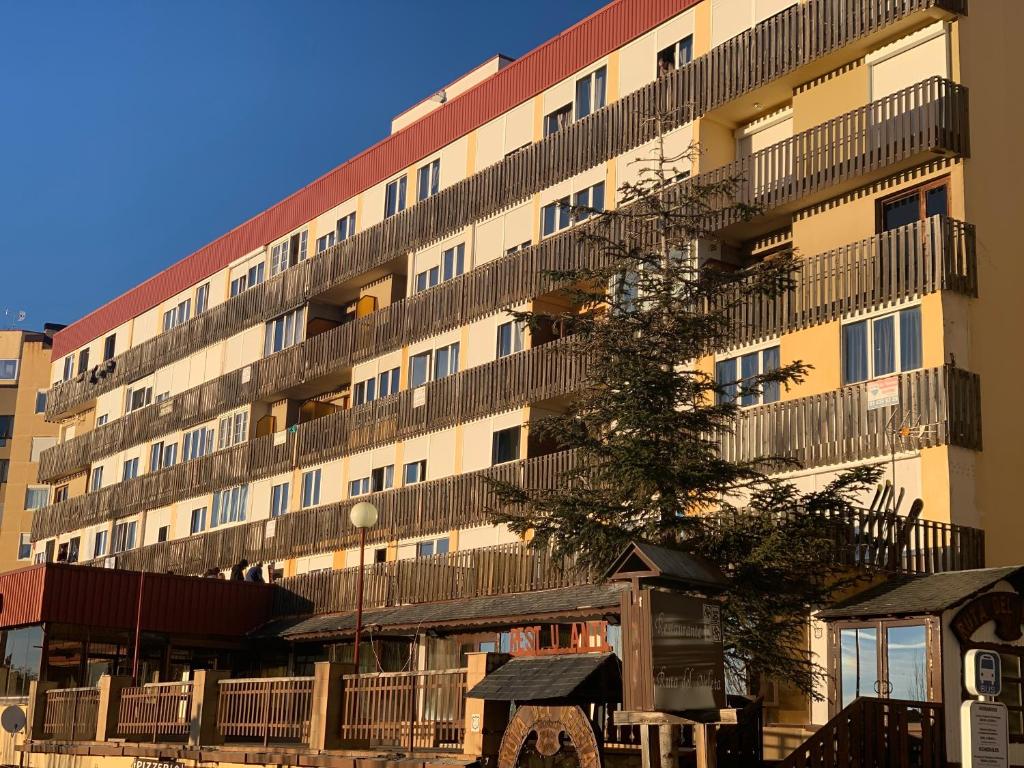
xmin=23 ymin=0 xmax=1024 ymax=747
xmin=0 ymin=326 xmax=62 ymax=574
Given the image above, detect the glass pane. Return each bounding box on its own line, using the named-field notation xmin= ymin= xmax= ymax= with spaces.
xmin=872 ymin=315 xmax=896 ymax=377
xmin=843 ymin=322 xmax=868 ymax=384
xmin=886 ymin=625 xmax=928 ymax=702
xmin=924 ymin=186 xmax=948 ymax=218
xmin=899 ymin=307 xmax=922 ymax=371
xmin=740 ymin=353 xmax=759 ymax=407
xmin=762 ymin=346 xmax=780 ymax=403
xmin=575 ymin=75 xmax=591 ymax=120
xmin=840 ymin=627 xmax=878 ymax=708
xmin=715 ymin=358 xmax=737 ymax=404
xmin=594 ymin=67 xmax=606 ymax=109
xmin=882 ymin=193 xmax=920 ymax=232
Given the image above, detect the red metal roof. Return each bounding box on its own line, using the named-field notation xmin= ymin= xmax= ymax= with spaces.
xmin=0 ymin=564 xmax=273 ymax=637
xmin=52 ymin=0 xmax=701 ymax=359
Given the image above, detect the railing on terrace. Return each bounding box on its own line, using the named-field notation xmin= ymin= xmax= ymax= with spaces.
xmin=44 ymin=0 xmax=966 ymax=423
xmin=117 ymin=681 xmax=193 ymax=742
xmin=43 ymin=686 xmax=99 ymax=741
xmin=216 ymin=676 xmax=314 ymax=746
xmin=340 ymin=669 xmax=467 ymax=752
xmin=272 ymin=541 xmax=590 ymax=617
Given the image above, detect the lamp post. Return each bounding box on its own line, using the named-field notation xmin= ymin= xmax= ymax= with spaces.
xmin=349 ymin=501 xmax=378 ymax=673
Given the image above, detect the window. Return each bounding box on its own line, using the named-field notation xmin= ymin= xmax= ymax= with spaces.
xmin=62 ymin=355 xmax=74 ymax=382
xmin=658 ymin=36 xmax=693 ymax=76
xmin=103 ymin=333 xmax=116 ymax=361
xmin=880 ymin=180 xmax=948 ymax=232
xmin=417 ymin=159 xmax=440 ymax=202
xmin=715 ymin=346 xmax=781 ymax=406
xmin=265 ymin=307 xmax=306 ymax=355
xmin=544 ymin=104 xmax=572 ymax=136
xmin=374 ymin=547 xmax=387 ymax=563
xmin=190 ymin=507 xmax=207 ymax=535
xmin=0 ymin=416 xmax=12 ymax=445
xmin=162 ymin=299 xmax=191 ymax=332
xmin=63 ymin=537 xmax=80 ymax=563
xmin=77 ymin=348 xmax=90 ymax=375
xmin=403 ymin=460 xmax=427 ymax=485
xmin=90 ymin=466 xmax=104 ymax=492
xmin=842 ymin=307 xmax=922 ymax=385
xmin=125 ymin=385 xmax=153 ymax=414
xmin=112 ymin=521 xmax=137 ymax=554
xmin=492 ymin=427 xmax=521 ymax=465
xmin=572 ymin=182 xmax=605 ymax=221
xmin=96 ymin=413 xmax=109 ymax=426
xmin=352 ymin=377 xmax=376 ymax=407
xmin=271 ymin=482 xmax=290 ymax=518
xmin=34 ymin=390 xmax=46 ymax=414
xmin=442 ymin=244 xmax=465 ymax=282
xmin=0 ymin=360 xmax=18 ymax=381
xmin=416 ymin=537 xmax=450 ymax=557
xmin=270 ymin=230 xmax=308 ymax=276
xmin=218 ymin=411 xmax=249 ymax=450
xmin=24 ymin=486 xmax=49 ymax=510
xmin=371 ymin=465 xmax=394 ymax=492
xmin=410 ymin=351 xmax=432 ymax=388
xmin=415 ymin=266 xmax=440 ymax=294
xmin=575 ymin=66 xmax=607 ymax=120
xmin=122 ymin=457 xmax=139 ymax=481
xmin=349 ymin=477 xmax=370 ymax=497
xmin=183 ymin=427 xmax=214 ymax=461
xmin=230 ymin=262 xmax=265 ymax=297
xmin=149 ymin=441 xmax=178 ymax=472
xmin=506 ymin=240 xmax=532 ymax=257
xmin=385 ymin=176 xmax=407 ymax=218
xmin=210 ymin=484 xmax=249 ymax=527
xmin=53 ymin=484 xmax=68 ymax=503
xmin=542 ymin=197 xmax=571 ymax=237
xmin=433 ymin=342 xmax=459 ymax=381
xmin=93 ymin=529 xmax=108 ymax=558
xmin=316 ymin=231 xmax=336 ymax=254
xmin=378 ymin=367 xmax=400 ymax=398
xmin=195 ymin=282 xmax=210 ymax=315
xmin=0 ymin=460 xmax=7 ymax=483
xmin=337 ymin=212 xmax=357 ymax=242
xmin=157 ymin=526 xmax=169 ymax=544
xmin=301 ymin=469 xmax=321 ymax=508
xmin=496 ymin=321 xmax=525 ymax=358
xmin=17 ymin=533 xmax=31 ymax=560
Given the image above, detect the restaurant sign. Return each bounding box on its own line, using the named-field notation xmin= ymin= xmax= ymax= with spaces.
xmin=650 ymin=591 xmax=725 ymax=710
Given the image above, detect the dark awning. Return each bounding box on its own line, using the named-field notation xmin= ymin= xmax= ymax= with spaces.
xmin=467 ymin=653 xmax=622 ymax=702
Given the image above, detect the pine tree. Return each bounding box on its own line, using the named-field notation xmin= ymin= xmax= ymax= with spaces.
xmin=490 ymin=111 xmax=880 ymax=697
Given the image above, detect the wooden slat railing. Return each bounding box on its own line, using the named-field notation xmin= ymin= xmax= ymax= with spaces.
xmin=271 ymin=541 xmax=591 ymax=617
xmin=340 ymin=669 xmax=466 ymax=752
xmin=216 ymin=677 xmax=314 ymax=745
xmin=38 ymin=211 xmax=977 ymax=484
xmin=778 ymin=698 xmax=944 ymax=768
xmin=43 ymin=687 xmax=99 ymax=741
xmin=117 ymin=681 xmax=193 ymax=741
xmin=45 ymin=0 xmax=966 ymax=421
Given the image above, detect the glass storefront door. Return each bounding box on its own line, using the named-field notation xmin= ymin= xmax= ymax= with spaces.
xmin=836 ymin=620 xmax=933 ymax=711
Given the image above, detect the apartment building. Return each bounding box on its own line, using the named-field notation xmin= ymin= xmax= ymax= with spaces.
xmin=20 ymin=0 xmax=1024 ymax=753
xmin=0 ymin=326 xmax=62 ymax=574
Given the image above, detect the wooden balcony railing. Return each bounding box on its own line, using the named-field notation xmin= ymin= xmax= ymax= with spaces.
xmin=216 ymin=676 xmax=314 ymax=745
xmin=117 ymin=681 xmax=193 ymax=741
xmin=340 ymin=669 xmax=467 ymax=752
xmin=271 ymin=541 xmax=591 ymax=617
xmin=38 ymin=210 xmax=977 ymax=484
xmin=45 ymin=0 xmax=965 ymax=422
xmin=44 ymin=686 xmax=99 ymax=741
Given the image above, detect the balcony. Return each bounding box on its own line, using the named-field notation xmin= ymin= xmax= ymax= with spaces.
xmin=44 ymin=0 xmax=966 ymax=423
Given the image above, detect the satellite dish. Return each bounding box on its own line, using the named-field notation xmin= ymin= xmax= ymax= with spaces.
xmin=1 ymin=705 xmax=26 ymax=734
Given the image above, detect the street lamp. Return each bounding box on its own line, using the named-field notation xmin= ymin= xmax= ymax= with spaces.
xmin=349 ymin=501 xmax=378 ymax=673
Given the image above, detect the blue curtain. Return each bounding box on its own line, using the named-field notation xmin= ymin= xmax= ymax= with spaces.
xmin=843 ymin=321 xmax=868 ymax=384
xmin=716 ymin=358 xmax=738 ymax=404
xmin=762 ymin=346 xmax=780 ymax=403
xmin=873 ymin=315 xmax=896 ymax=376
xmin=900 ymin=306 xmax=922 ymax=371
xmin=740 ymin=353 xmax=759 ymax=406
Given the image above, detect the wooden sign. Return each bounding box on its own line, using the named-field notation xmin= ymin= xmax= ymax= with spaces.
xmin=509 ymin=621 xmax=611 ymax=656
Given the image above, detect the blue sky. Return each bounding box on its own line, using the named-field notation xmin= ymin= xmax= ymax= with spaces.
xmin=0 ymin=0 xmax=606 ymax=332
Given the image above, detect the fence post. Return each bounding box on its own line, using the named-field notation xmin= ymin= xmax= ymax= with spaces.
xmin=309 ymin=662 xmax=352 ymax=751
xmin=462 ymin=652 xmax=511 ymax=759
xmin=188 ymin=669 xmax=229 ymax=747
xmin=26 ymin=681 xmax=56 ymax=741
xmin=95 ymin=674 xmax=133 ymax=741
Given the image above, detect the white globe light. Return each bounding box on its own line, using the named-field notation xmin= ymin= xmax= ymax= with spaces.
xmin=349 ymin=501 xmax=379 ymax=529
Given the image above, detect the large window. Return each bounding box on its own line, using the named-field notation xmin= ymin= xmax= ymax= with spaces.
xmin=417 ymin=159 xmax=440 ymax=202
xmin=337 ymin=212 xmax=356 ymax=242
xmin=837 ymin=621 xmax=932 ymax=710
xmin=122 ymin=457 xmax=139 ymax=481
xmin=349 ymin=465 xmax=394 ymax=497
xmin=496 ymin=321 xmax=525 ymax=358
xmin=24 ymin=486 xmax=49 ymax=510
xmin=403 ymin=460 xmax=427 ymax=485
xmin=190 ymin=507 xmax=207 ymax=535
xmin=575 ymin=67 xmax=607 ymax=120
xmin=416 ymin=537 xmax=449 ymax=557
xmin=125 ymin=385 xmax=153 ymax=414
xmin=211 ymin=484 xmax=249 ymax=527
xmin=112 ymin=520 xmax=137 ymax=554
xmin=183 ymin=427 xmax=214 ymax=461
xmin=93 ymin=529 xmax=108 ymax=558
xmin=715 ymin=346 xmax=781 ymax=406
xmin=218 ymin=411 xmax=249 ymax=450
xmin=492 ymin=427 xmax=521 ymax=465
xmin=385 ymin=177 xmax=407 ymax=218
xmin=230 ymin=262 xmax=265 ymax=297
xmin=270 ymin=230 xmax=308 ymax=276
xmin=415 ymin=244 xmax=465 ymax=293
xmin=316 ymin=231 xmax=335 ymax=254
xmin=0 ymin=360 xmax=18 ymax=381
xmin=271 ymin=482 xmax=290 ymax=518
xmin=90 ymin=466 xmax=103 ymax=492
xmin=842 ymin=307 xmax=922 ymax=385
xmin=410 ymin=351 xmax=432 ymax=388
xmin=544 ymin=104 xmax=572 ymax=136
xmin=354 ymin=367 xmax=400 ymax=406
xmin=542 ymin=183 xmax=604 ymax=237
xmin=265 ymin=307 xmax=306 ymax=355
xmin=103 ymin=333 xmax=117 ymax=362
xmin=162 ymin=299 xmax=191 ymax=332
xmin=880 ymin=180 xmax=948 ymax=232
xmin=657 ymin=36 xmax=693 ymax=76
xmin=149 ymin=441 xmax=178 ymax=472
xmin=301 ymin=469 xmax=321 ymax=509
xmin=433 ymin=342 xmax=460 ymax=381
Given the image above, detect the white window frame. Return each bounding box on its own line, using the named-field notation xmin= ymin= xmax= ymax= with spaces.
xmin=714 ymin=343 xmax=782 ymax=407
xmin=337 ymin=212 xmax=356 ymax=241
xmin=574 ymin=66 xmax=607 ymax=120
xmin=162 ymin=299 xmax=192 ymax=332
xmin=24 ymin=485 xmax=50 ymax=510
xmin=417 ymin=158 xmax=440 ymax=202
xmin=195 ymin=282 xmax=210 ymax=315
xmin=316 ymin=231 xmax=336 ymax=254
xmin=210 ymin=484 xmax=249 ymax=527
xmin=841 ymin=304 xmax=923 ymax=385
xmin=122 ymin=457 xmax=139 ymax=481
xmin=271 ymin=482 xmax=290 ymax=517
xmin=218 ymin=410 xmax=249 ymax=450
xmin=270 ymin=231 xmax=309 ymax=277
xmin=17 ymin=533 xmax=31 ymax=560
xmin=496 ymin=321 xmax=525 ymax=358
xmin=300 ymin=469 xmax=321 ymax=509
xmin=112 ymin=520 xmax=137 ymax=554
xmin=384 ymin=176 xmax=408 ymax=218
xmin=403 ymin=460 xmax=427 ymax=485
xmin=190 ymin=506 xmax=207 ymax=535
xmin=265 ymin=307 xmax=306 ymax=355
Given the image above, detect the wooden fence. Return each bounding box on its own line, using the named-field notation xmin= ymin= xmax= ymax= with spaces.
xmin=117 ymin=681 xmax=193 ymax=741
xmin=340 ymin=669 xmax=467 ymax=751
xmin=43 ymin=686 xmax=99 ymax=741
xmin=778 ymin=698 xmax=944 ymax=768
xmin=271 ymin=541 xmax=591 ymax=617
xmin=216 ymin=676 xmax=314 ymax=745
xmin=38 ymin=211 xmax=977 ymax=484
xmin=45 ymin=0 xmax=966 ymax=421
